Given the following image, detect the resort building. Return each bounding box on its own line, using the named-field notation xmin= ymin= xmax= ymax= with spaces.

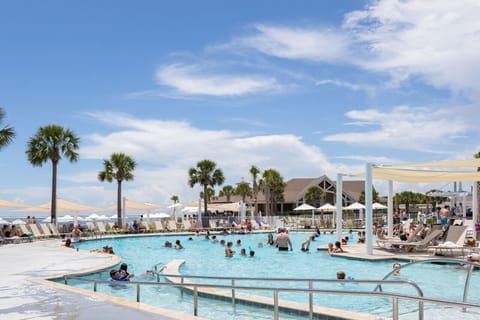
xmin=214 ymin=175 xmax=364 ymax=214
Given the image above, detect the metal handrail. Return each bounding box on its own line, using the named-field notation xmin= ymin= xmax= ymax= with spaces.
xmin=61 ymin=274 xmax=470 ymax=320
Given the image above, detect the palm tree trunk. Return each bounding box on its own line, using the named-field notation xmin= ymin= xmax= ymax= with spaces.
xmin=117 ymin=180 xmax=122 ymax=227
xmin=51 ymin=160 xmax=57 ymax=225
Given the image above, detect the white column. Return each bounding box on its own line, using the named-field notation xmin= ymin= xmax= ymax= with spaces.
xmin=473 ymin=182 xmax=478 ymax=228
xmin=365 ymin=163 xmax=373 ymax=255
xmin=336 ymin=173 xmax=343 ymax=243
xmin=388 ymin=180 xmax=394 ymax=237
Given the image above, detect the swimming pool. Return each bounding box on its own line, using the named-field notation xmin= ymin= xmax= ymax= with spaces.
xmin=68 ymin=232 xmax=480 ymax=319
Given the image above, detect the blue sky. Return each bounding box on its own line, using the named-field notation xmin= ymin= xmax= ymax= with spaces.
xmin=1 ymin=0 xmax=480 ymax=208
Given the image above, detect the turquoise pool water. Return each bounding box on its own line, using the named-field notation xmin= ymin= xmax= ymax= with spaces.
xmin=69 ymin=232 xmax=480 ymax=319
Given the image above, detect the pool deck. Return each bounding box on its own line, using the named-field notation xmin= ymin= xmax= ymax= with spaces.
xmin=0 ymin=238 xmax=204 ymax=320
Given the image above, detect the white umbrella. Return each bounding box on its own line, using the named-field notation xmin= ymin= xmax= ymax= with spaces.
xmin=11 ymin=219 xmax=26 ymax=225
xmin=58 ymin=215 xmax=74 ymax=222
xmin=372 ymin=202 xmax=387 ymax=210
xmin=344 ymin=202 xmax=366 ymax=210
xmin=317 ymin=203 xmax=337 ymax=211
xmin=0 ymin=218 xmax=10 ymax=224
xmin=87 ymin=213 xmax=101 ymax=220
xmin=42 ymin=217 xmax=51 ymax=223
xmin=293 ymin=203 xmax=317 ymax=225
xmin=108 ymin=214 xmax=117 ymax=219
xmin=150 ymin=212 xmax=170 ymax=218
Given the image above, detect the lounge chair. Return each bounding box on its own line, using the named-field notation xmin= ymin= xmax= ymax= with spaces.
xmin=167 ymin=220 xmax=177 ymax=232
xmin=48 ymin=223 xmax=64 ymax=238
xmin=29 ymin=224 xmax=47 ymax=239
xmin=428 ymin=226 xmax=469 ymax=256
xmin=96 ymin=221 xmax=108 ymax=234
xmin=39 ymin=224 xmax=54 ymax=238
xmin=19 ymin=224 xmax=34 ymax=238
xmin=153 ymin=221 xmax=165 ymax=232
xmin=388 ymin=229 xmax=444 ymax=252
xmin=182 ymin=219 xmax=192 ymax=231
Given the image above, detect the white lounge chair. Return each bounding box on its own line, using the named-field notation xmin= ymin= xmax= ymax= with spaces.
xmin=428 ymin=226 xmax=469 ymax=256
xmin=154 ymin=221 xmax=165 ymax=232
xmin=29 ymin=224 xmax=46 ymax=239
xmin=39 ymin=224 xmax=54 ymax=238
xmin=167 ymin=220 xmax=177 ymax=231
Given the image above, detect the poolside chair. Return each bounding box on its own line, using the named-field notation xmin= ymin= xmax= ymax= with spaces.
xmin=48 ymin=223 xmax=64 ymax=238
xmin=30 ymin=224 xmax=47 ymax=239
xmin=39 ymin=224 xmax=54 ymax=238
xmin=96 ymin=221 xmax=108 ymax=234
xmin=167 ymin=220 xmax=177 ymax=232
xmin=19 ymin=224 xmax=34 ymax=238
xmin=428 ymin=226 xmax=469 ymax=256
xmin=388 ymin=229 xmax=444 ymax=252
xmin=153 ymin=220 xmax=165 ymax=232
xmin=183 ymin=220 xmax=192 ymax=231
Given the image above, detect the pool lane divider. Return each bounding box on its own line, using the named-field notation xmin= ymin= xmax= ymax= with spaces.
xmin=162 ymin=259 xmax=379 ymax=320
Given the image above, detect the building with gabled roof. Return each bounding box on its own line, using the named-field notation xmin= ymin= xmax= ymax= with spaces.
xmin=213 ymin=175 xmax=364 ymax=214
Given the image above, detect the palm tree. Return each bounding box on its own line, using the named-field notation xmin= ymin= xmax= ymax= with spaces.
xmin=188 ymin=159 xmax=225 ymax=219
xmin=219 ymin=185 xmax=235 ymax=202
xmin=170 ymin=195 xmax=180 ymax=219
xmin=26 ymin=124 xmax=79 ymax=225
xmin=260 ymin=168 xmax=284 ymax=216
xmin=235 ymin=181 xmax=252 ymax=203
xmin=200 ymin=187 xmax=215 ymax=203
xmin=98 ymin=153 xmax=136 ymax=227
xmin=304 ymin=186 xmax=323 ymax=207
xmin=250 ymin=165 xmax=260 ymax=217
xmin=0 ymin=108 xmax=15 ymax=150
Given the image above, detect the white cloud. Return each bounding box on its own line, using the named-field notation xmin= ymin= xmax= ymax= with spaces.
xmin=76 ymin=112 xmax=345 ymax=204
xmin=343 ymin=0 xmax=480 ymax=97
xmin=323 ymin=105 xmax=478 ymax=152
xmin=235 ymin=24 xmax=350 ymax=62
xmin=315 ymin=79 xmax=373 ymax=93
xmin=155 ymin=63 xmax=280 ymax=96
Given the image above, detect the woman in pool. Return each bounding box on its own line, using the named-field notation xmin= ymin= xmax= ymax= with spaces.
xmin=334 ymin=241 xmax=344 ymax=253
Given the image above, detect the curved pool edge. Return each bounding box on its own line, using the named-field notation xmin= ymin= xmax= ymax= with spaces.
xmin=162 ymin=259 xmax=382 ymax=320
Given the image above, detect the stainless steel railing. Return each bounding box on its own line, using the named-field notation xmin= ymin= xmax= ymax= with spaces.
xmin=61 ymin=271 xmax=480 ymax=320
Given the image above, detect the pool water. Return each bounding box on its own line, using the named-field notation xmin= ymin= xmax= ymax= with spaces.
xmin=69 ymin=232 xmax=480 ymax=319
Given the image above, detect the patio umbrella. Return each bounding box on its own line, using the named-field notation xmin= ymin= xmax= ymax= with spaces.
xmin=372 ymin=202 xmax=387 ymax=210
xmin=317 ymin=203 xmax=337 ymax=211
xmin=0 ymin=218 xmax=10 ymax=224
xmin=103 ymin=199 xmax=165 ymax=224
xmin=344 ymin=202 xmax=366 ymax=222
xmin=293 ymin=203 xmax=317 ymax=225
xmin=11 ymin=219 xmax=26 ymax=225
xmin=344 ymin=202 xmax=366 ymax=210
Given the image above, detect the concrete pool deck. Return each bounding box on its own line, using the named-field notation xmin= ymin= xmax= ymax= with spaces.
xmin=0 ymin=239 xmax=203 ymax=320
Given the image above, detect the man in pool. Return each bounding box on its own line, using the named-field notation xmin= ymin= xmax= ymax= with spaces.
xmin=275 ymin=228 xmax=293 ymax=251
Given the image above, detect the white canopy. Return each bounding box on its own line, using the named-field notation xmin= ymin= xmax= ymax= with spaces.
xmin=293 ymin=203 xmax=316 ymax=211
xmin=372 ymin=202 xmax=387 ymax=210
xmin=0 ymin=218 xmax=10 ymax=224
xmin=317 ymin=203 xmax=336 ymax=211
xmin=11 ymin=219 xmax=26 ymax=225
xmin=344 ymin=202 xmax=366 ymax=210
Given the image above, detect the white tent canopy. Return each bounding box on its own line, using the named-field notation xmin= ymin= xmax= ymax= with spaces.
xmin=344 ymin=202 xmax=366 ymax=210
xmin=372 ymin=202 xmax=387 ymax=210
xmin=293 ymin=203 xmax=316 ymax=211
xmin=317 ymin=203 xmax=336 ymax=211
